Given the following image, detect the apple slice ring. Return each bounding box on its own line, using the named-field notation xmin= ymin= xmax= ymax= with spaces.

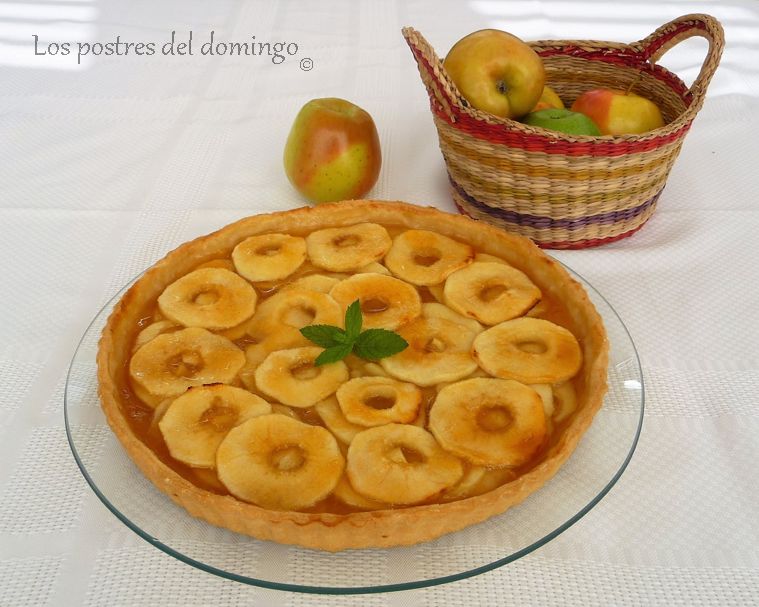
xmin=306 ymin=223 xmax=392 ymax=272
xmin=236 ymin=287 xmax=343 ymax=389
xmin=329 ymin=273 xmax=421 ymax=330
xmin=314 ymin=396 xmax=365 ymax=445
xmin=132 ymin=319 xmax=180 ymax=353
xmin=158 ymin=384 xmax=272 ymax=469
xmin=254 ymin=346 xmax=349 ymax=408
xmin=157 ymin=267 xmax=258 ymax=330
xmin=232 ymin=233 xmax=306 ymax=282
xmin=216 ymin=414 xmax=344 ymax=511
xmin=336 ymin=376 xmax=421 ymax=427
xmin=346 ymin=424 xmax=463 ymax=505
xmin=472 ymin=317 xmax=582 ymax=384
xmin=552 ymin=381 xmax=578 ymax=423
xmin=283 ymin=273 xmax=342 ymax=294
xmin=129 ymin=327 xmax=245 ymax=402
xmin=429 ymin=378 xmax=547 ymax=467
xmin=443 ymin=261 xmax=541 ymax=325
xmin=384 ymin=229 xmax=474 ymax=286
xmin=380 ymin=315 xmax=479 ymax=386
xmin=253 ymin=287 xmax=343 ymax=331
xmin=332 ymin=474 xmax=388 ymax=510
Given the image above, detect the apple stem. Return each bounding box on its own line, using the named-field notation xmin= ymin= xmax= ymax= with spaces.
xmin=496 ymin=80 xmax=509 ymax=95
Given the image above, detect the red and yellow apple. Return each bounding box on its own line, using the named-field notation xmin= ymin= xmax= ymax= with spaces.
xmin=283 ymin=98 xmax=381 ymax=204
xmin=531 ymin=85 xmax=564 ymax=112
xmin=443 ymin=29 xmax=545 ymax=119
xmin=571 ymin=89 xmax=664 ymax=135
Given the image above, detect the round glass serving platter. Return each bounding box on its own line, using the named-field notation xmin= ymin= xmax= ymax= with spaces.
xmin=65 ymin=265 xmax=643 ymax=595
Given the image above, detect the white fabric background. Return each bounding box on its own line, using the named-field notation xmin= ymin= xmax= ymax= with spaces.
xmin=1 ymin=0 xmax=758 ymax=605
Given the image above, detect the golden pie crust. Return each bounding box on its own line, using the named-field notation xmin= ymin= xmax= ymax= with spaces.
xmin=97 ymin=200 xmax=608 ymax=551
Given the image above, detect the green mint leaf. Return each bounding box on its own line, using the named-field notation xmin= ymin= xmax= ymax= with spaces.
xmin=300 ymin=325 xmax=346 ymax=348
xmin=301 ymin=301 xmax=408 ymax=365
xmin=344 ymin=300 xmax=363 ymax=340
xmin=314 ymin=343 xmax=354 ymax=366
xmin=331 ymin=330 xmax=352 ymax=345
xmin=353 ymin=329 xmax=409 ymax=361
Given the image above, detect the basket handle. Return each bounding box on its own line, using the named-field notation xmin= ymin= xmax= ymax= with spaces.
xmin=633 ymin=14 xmax=724 ymax=115
xmin=402 ymin=26 xmax=463 ymax=123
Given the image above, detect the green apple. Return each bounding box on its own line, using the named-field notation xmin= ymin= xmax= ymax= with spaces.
xmin=283 ymin=98 xmax=381 ymax=204
xmin=443 ymin=29 xmax=545 ymax=119
xmin=522 ymin=108 xmax=601 ymax=136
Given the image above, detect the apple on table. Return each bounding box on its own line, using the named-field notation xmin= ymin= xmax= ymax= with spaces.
xmin=284 ymin=98 xmax=381 ymax=204
xmin=443 ymin=29 xmax=545 ymax=119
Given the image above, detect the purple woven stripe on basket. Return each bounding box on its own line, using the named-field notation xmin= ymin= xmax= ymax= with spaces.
xmin=450 ymin=176 xmax=662 ymax=230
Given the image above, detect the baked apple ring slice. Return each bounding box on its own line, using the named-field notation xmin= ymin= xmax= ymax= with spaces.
xmin=422 ymin=302 xmax=483 ymax=333
xmin=384 ymin=229 xmax=474 ymax=285
xmin=332 ymin=474 xmax=387 ymax=510
xmin=553 ymin=381 xmax=578 ymax=423
xmin=158 ymin=384 xmax=271 ymax=469
xmin=232 ymin=233 xmax=306 ymax=282
xmin=129 ymin=327 xmax=245 ymax=403
xmin=472 ymin=317 xmax=583 ymax=384
xmin=236 ymin=287 xmax=342 ymax=387
xmin=346 ymin=424 xmax=463 ymax=505
xmin=442 ymin=466 xmax=517 ymax=501
xmin=380 ymin=313 xmax=479 ymax=386
xmin=314 ymin=396 xmax=365 ymax=445
xmin=357 ymin=261 xmax=391 ymax=275
xmin=283 ymin=273 xmax=342 ymax=294
xmin=254 ymin=346 xmax=349 ymax=408
xmin=254 ymin=287 xmax=343 ymax=331
xmin=306 ymin=223 xmax=392 ymax=272
xmin=429 ymin=378 xmax=547 ymax=467
xmin=336 ymin=376 xmax=421 ymax=427
xmin=443 ymin=261 xmax=541 ymax=325
xmin=216 ymin=414 xmax=344 ymax=511
xmin=329 ymin=273 xmax=421 ymax=330
xmin=440 ymin=465 xmax=516 ymax=502
xmin=158 ymin=267 xmax=258 ymax=330
xmin=132 ymin=319 xmax=179 ymax=353
xmin=238 ymin=328 xmax=307 ymax=393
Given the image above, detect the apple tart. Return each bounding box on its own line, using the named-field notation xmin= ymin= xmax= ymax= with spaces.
xmin=97 ymin=200 xmax=608 ymax=551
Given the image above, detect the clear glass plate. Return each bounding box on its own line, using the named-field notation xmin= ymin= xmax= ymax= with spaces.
xmin=65 ymin=266 xmax=643 ymax=595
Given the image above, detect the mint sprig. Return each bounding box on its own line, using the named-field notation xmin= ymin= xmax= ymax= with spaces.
xmin=353 ymin=329 xmax=408 ymax=361
xmin=313 ymin=342 xmax=354 ymax=365
xmin=300 ymin=300 xmax=408 ymax=366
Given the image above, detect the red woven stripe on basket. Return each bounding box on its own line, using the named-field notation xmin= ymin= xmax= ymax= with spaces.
xmin=539 ymin=223 xmax=648 ymax=249
xmin=412 ymin=46 xmax=694 ymax=157
xmin=432 ymin=98 xmax=692 ymax=157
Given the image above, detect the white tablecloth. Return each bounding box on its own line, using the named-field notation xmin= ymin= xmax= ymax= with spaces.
xmin=2 ymin=0 xmax=758 ymax=605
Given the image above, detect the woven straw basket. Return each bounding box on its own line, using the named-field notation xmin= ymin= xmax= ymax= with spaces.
xmin=403 ymin=14 xmax=724 ymax=249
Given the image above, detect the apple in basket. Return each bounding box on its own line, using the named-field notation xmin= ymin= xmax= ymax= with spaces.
xmin=522 ymin=108 xmax=601 ymax=136
xmin=530 ymin=85 xmax=564 ymax=112
xmin=571 ymin=88 xmax=665 ymax=135
xmin=283 ymin=98 xmax=382 ymax=204
xmin=443 ymin=29 xmax=545 ymax=119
